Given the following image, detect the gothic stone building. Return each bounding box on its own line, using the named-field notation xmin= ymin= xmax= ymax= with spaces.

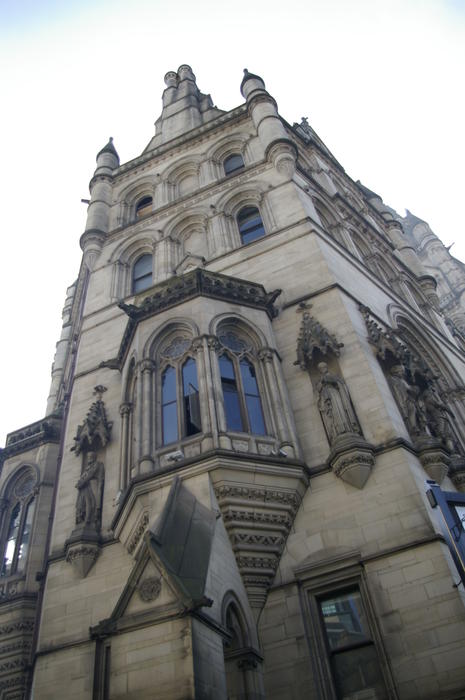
xmin=1 ymin=65 xmax=465 ymax=700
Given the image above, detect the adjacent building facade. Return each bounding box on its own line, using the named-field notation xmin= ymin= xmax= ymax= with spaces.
xmin=1 ymin=65 xmax=465 ymax=699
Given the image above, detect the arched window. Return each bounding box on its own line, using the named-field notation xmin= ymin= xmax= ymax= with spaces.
xmin=224 ymin=154 xmax=244 ymax=176
xmin=135 ymin=196 xmax=152 ymax=220
xmin=161 ymin=355 xmax=201 ymax=446
xmin=132 ymin=254 xmax=153 ymax=293
xmin=219 ymin=352 xmax=266 ymax=435
xmin=0 ymin=470 xmax=36 ymax=577
xmin=237 ymin=206 xmax=265 ymax=245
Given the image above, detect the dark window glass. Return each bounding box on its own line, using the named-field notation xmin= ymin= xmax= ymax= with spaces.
xmin=132 ymin=254 xmax=153 ymax=293
xmin=182 ymin=358 xmax=201 ymax=436
xmin=162 ymin=366 xmax=178 ymax=444
xmin=237 ymin=207 xmax=265 ymax=245
xmin=17 ymin=498 xmax=35 ymax=573
xmin=240 ymin=359 xmax=265 ymax=434
xmin=319 ymin=589 xmax=387 ymax=700
xmin=220 ymin=355 xmax=244 ymax=432
xmin=224 ymin=154 xmax=244 ymax=176
xmin=1 ymin=503 xmax=20 ymax=577
xmin=135 ymin=196 xmax=152 ymax=219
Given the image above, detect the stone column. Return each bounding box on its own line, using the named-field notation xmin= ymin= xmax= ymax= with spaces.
xmin=138 ymin=359 xmax=155 ymax=474
xmin=119 ymin=402 xmax=131 ymax=491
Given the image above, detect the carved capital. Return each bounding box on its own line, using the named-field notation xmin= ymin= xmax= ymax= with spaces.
xmin=139 ymin=358 xmax=156 ymax=374
xmin=119 ymin=402 xmax=132 ymax=417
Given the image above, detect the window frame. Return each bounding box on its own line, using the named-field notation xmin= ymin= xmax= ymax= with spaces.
xmin=159 ymin=354 xmax=202 ymax=447
xmin=135 ymin=195 xmax=153 ymax=220
xmin=223 ymin=153 xmax=245 ymax=177
xmin=296 ymin=554 xmax=396 ymax=700
xmin=132 ymin=253 xmax=153 ymax=294
xmin=218 ymin=348 xmax=267 ymax=437
xmin=0 ymin=470 xmax=37 ymax=579
xmin=237 ymin=206 xmax=266 ymax=245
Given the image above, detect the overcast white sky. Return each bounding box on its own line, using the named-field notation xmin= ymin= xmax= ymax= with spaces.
xmin=0 ymin=0 xmax=464 ymax=445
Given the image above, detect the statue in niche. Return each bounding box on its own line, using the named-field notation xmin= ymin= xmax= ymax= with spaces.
xmin=316 ymin=362 xmax=361 ymax=443
xmin=75 ymin=451 xmax=104 ymax=528
xmin=421 ymin=383 xmax=457 ymax=452
xmin=70 ymin=386 xmax=111 ymax=535
xmin=388 ymin=364 xmax=425 ymax=437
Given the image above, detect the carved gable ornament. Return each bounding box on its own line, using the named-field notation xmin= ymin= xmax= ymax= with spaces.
xmin=295 ymin=303 xmax=343 ymax=370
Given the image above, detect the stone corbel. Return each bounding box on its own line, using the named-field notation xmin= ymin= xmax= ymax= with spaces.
xmin=328 ymin=434 xmax=376 ymax=490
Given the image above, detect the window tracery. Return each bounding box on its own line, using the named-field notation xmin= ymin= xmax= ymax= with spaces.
xmin=0 ymin=468 xmax=37 ymax=578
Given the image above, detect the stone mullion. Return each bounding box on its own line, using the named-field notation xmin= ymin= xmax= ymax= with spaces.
xmin=209 ymin=340 xmax=227 ymax=435
xmin=271 ymin=352 xmax=301 ymax=456
xmin=139 ymin=359 xmax=155 ymax=474
xmin=258 ymin=348 xmax=283 ymax=442
xmin=195 ymin=336 xmax=219 ymax=448
xmin=118 ymin=402 xmax=131 ymax=491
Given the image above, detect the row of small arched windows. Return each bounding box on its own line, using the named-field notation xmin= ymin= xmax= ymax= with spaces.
xmin=131 ymin=204 xmax=265 ymax=294
xmin=133 ymin=153 xmax=245 ymax=222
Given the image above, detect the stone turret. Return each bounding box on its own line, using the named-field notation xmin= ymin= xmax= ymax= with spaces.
xmin=145 ymin=64 xmax=223 ymax=149
xmin=240 ymin=68 xmax=297 ymax=177
xmin=80 ymin=138 xmax=119 ymax=270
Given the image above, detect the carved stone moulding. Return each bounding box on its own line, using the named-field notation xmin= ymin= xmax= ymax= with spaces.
xmin=450 ymin=455 xmax=465 ymax=493
xmin=416 ymin=436 xmax=450 ymax=485
xmin=329 ymin=434 xmax=376 ymax=490
xmin=65 ymin=541 xmax=100 ymax=578
xmin=213 ymin=466 xmax=308 ymax=617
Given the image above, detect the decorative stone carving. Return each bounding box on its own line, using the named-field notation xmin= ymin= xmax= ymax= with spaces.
xmin=66 ymin=542 xmax=100 ymax=578
xmin=329 ymin=437 xmax=376 ymax=490
xmin=137 ymin=576 xmax=162 ymax=602
xmin=67 ymin=386 xmax=112 ymax=577
xmin=75 ymin=451 xmax=104 ymax=528
xmin=316 ymin=362 xmax=362 ymax=442
xmin=214 ymin=473 xmax=307 ymax=614
xmin=388 ymin=364 xmax=425 ymax=437
xmin=295 ymin=308 xmax=375 ymax=488
xmin=295 ymin=303 xmax=343 ymax=370
xmin=417 ymin=438 xmax=451 ymax=484
xmin=127 ymin=512 xmax=149 ymax=554
xmin=360 ymin=305 xmax=465 ymax=482
xmin=71 ymin=385 xmax=112 ymax=456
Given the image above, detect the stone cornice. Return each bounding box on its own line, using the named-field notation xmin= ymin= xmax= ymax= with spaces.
xmin=111 ymin=269 xmax=281 ymax=368
xmin=1 ymin=416 xmax=62 ymax=464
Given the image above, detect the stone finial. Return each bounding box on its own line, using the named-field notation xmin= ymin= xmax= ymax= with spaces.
xmin=164 ymin=71 xmax=178 ymax=88
xmin=177 ymin=64 xmax=196 ymax=82
xmin=96 ymin=137 xmax=119 ymax=165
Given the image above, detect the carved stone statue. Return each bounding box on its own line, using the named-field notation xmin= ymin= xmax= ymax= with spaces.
xmin=316 ymin=362 xmax=361 ymax=443
xmin=388 ymin=364 xmax=425 ymax=437
xmin=421 ymin=383 xmax=457 ymax=452
xmin=75 ymin=451 xmax=104 ymax=528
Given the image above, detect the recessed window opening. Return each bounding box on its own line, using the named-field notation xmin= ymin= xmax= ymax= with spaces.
xmin=224 ymin=154 xmax=244 ymax=176
xmin=237 ymin=206 xmax=265 ymax=245
xmin=219 ymin=352 xmax=266 ymax=435
xmin=132 ymin=254 xmax=153 ymax=293
xmin=135 ymin=196 xmax=152 ymax=219
xmin=318 ymin=587 xmax=387 ymax=699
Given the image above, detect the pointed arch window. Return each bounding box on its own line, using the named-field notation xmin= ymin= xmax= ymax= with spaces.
xmin=161 ymin=357 xmax=201 ymax=446
xmin=135 ymin=196 xmax=152 ymax=220
xmin=1 ymin=471 xmax=36 ymax=578
xmin=237 ymin=206 xmax=265 ymax=245
xmin=224 ymin=154 xmax=244 ymax=176
xmin=219 ymin=352 xmax=266 ymax=435
xmin=132 ymin=254 xmax=153 ymax=293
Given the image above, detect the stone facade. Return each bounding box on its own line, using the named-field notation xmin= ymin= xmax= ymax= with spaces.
xmin=1 ymin=65 xmax=465 ymax=699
